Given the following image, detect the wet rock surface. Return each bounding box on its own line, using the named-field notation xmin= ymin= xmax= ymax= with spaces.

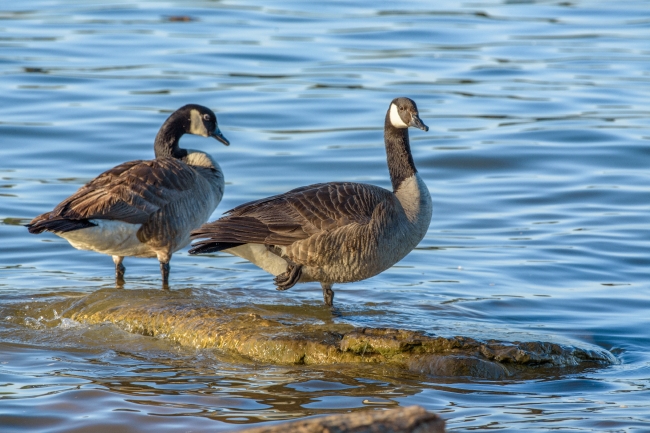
xmin=236 ymin=405 xmax=445 ymax=433
xmin=51 ymin=289 xmax=615 ymax=379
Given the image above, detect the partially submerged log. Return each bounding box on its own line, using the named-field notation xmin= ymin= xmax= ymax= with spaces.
xmin=234 ymin=405 xmax=445 ymax=433
xmin=48 ymin=288 xmax=615 ymax=379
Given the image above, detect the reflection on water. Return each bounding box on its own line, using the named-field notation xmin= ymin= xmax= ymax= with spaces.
xmin=1 ymin=0 xmax=650 ymax=431
xmin=0 ymin=341 xmax=429 ymax=432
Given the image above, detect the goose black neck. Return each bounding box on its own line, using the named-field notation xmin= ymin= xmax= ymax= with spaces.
xmin=154 ymin=114 xmax=189 ymax=159
xmin=384 ymin=114 xmax=417 ymax=192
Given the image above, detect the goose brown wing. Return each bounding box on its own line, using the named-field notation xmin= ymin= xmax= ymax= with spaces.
xmin=27 ymin=158 xmax=199 ymax=233
xmin=191 ymin=182 xmax=393 ymax=248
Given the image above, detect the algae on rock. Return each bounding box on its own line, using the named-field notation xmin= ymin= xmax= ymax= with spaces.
xmin=57 ymin=288 xmax=616 ymax=380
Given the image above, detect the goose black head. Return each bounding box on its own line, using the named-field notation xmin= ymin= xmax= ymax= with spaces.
xmin=184 ymin=104 xmax=230 ymax=146
xmin=388 ymin=97 xmax=429 ymax=132
xmin=155 ymin=104 xmax=230 ymax=159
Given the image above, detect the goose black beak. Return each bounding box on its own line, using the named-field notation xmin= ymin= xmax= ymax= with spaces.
xmin=410 ymin=115 xmax=429 ymax=132
xmin=211 ymin=128 xmax=230 ymax=146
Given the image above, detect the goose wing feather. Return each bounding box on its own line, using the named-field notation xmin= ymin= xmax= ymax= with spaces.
xmin=191 ymin=182 xmax=393 ymax=247
xmin=27 ymin=158 xmax=201 ymax=233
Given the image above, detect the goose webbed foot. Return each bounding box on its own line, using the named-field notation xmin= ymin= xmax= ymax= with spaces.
xmin=160 ymin=261 xmax=170 ymax=289
xmin=321 ymin=282 xmax=335 ymax=307
xmin=274 ymin=262 xmax=302 ymax=291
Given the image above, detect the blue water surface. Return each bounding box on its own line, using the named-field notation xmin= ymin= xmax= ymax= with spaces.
xmin=1 ymin=1 xmax=649 ymax=431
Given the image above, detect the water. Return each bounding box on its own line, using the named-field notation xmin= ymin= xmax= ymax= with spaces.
xmin=1 ymin=0 xmax=650 ymax=431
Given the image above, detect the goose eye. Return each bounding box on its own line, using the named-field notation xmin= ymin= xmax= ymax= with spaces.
xmin=203 ymin=113 xmax=211 ymax=121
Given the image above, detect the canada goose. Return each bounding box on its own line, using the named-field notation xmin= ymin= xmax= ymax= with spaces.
xmin=27 ymin=104 xmax=230 ymax=286
xmin=190 ymin=97 xmax=431 ymax=306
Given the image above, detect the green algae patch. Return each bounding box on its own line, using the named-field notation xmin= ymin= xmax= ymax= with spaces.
xmin=55 ymin=288 xmax=615 ymax=379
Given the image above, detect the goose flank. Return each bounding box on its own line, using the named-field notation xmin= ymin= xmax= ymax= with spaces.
xmin=190 ymin=97 xmax=431 ymax=307
xmin=27 ymin=104 xmax=230 ymax=286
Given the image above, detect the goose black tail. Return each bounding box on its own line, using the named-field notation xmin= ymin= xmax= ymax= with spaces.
xmin=189 ymin=241 xmax=243 ymax=255
xmin=26 ymin=218 xmax=96 ymax=234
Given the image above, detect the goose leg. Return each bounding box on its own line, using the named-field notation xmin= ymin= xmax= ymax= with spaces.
xmin=321 ymin=282 xmax=335 ymax=307
xmin=274 ymin=262 xmax=302 ymax=291
xmin=113 ymin=256 xmax=125 ymax=284
xmin=160 ymin=261 xmax=170 ymax=288
xmin=156 ymin=251 xmax=172 ymax=289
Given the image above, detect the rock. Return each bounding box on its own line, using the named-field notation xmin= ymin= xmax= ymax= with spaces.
xmin=46 ymin=288 xmax=616 ymax=379
xmin=234 ymin=405 xmax=445 ymax=433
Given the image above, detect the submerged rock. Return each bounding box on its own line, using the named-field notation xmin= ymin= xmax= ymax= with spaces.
xmin=236 ymin=405 xmax=445 ymax=433
xmin=55 ymin=289 xmax=615 ymax=380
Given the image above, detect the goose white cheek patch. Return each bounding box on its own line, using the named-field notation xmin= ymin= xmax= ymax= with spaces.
xmin=189 ymin=109 xmax=209 ymax=137
xmin=389 ymin=103 xmax=409 ymax=128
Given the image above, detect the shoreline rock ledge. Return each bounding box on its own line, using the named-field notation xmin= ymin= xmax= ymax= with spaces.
xmin=58 ymin=289 xmax=615 ymax=380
